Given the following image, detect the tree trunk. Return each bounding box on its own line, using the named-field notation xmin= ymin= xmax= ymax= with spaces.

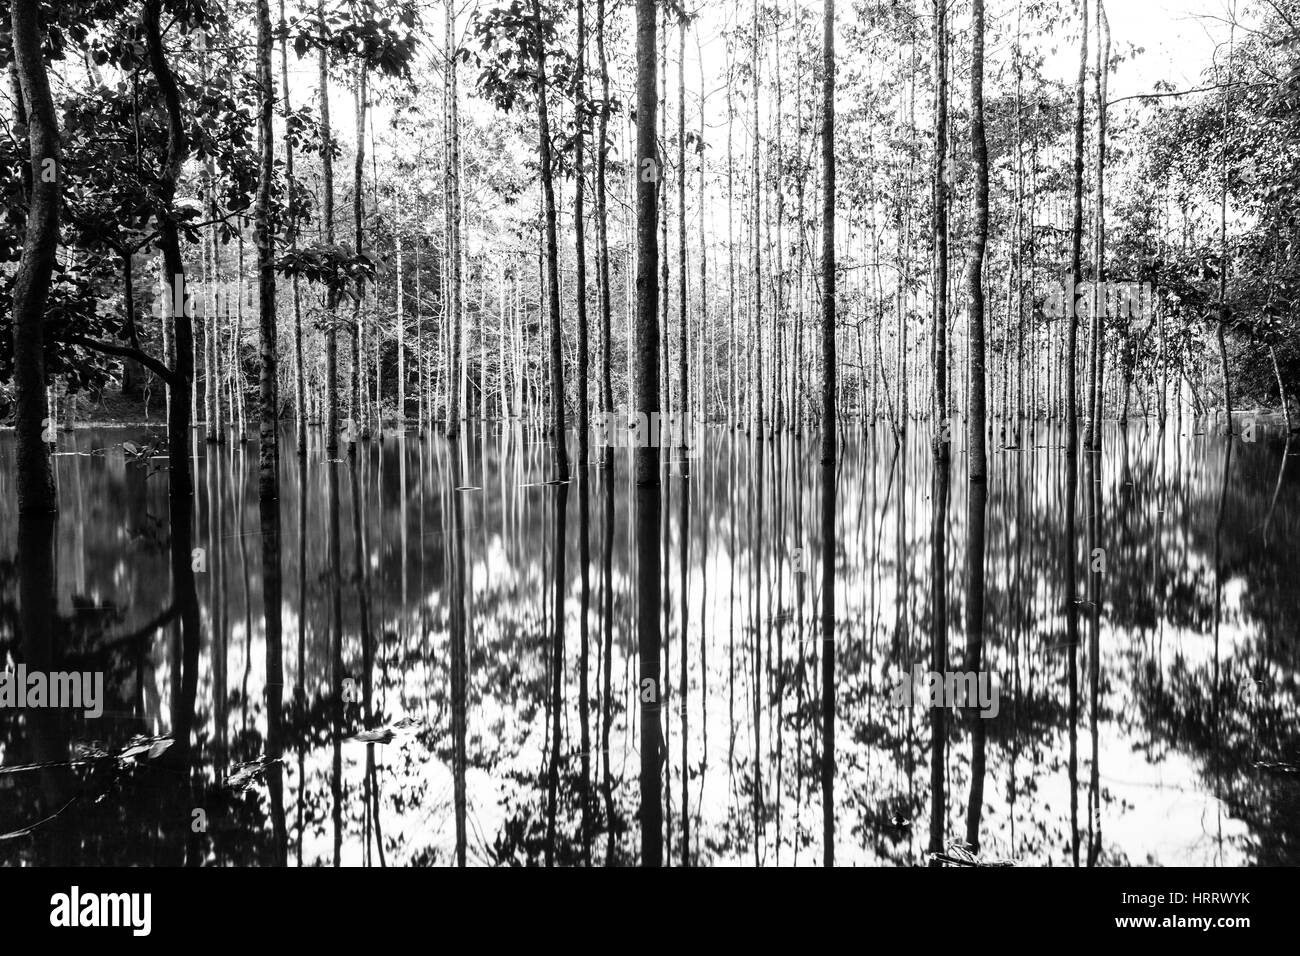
xmin=577 ymin=0 xmax=589 ymax=460
xmin=1083 ymin=1 xmax=1109 ymax=452
xmin=1067 ymin=0 xmax=1088 ymax=458
xmin=819 ymin=0 xmax=837 ymax=867
xmin=255 ymin=0 xmax=279 ymax=501
xmin=351 ymin=66 xmax=368 ymax=445
xmin=634 ymin=0 xmax=663 ymax=867
xmin=445 ymin=0 xmax=463 ymax=438
xmin=596 ymin=0 xmax=613 ymax=418
xmin=1271 ymin=344 xmax=1292 ymax=432
xmin=319 ymin=0 xmax=339 ymax=455
xmin=751 ymin=0 xmax=763 ymax=435
xmin=9 ymin=0 xmax=61 ymax=513
xmin=144 ymin=0 xmax=193 ymax=498
xmin=677 ymin=16 xmax=687 ymax=439
xmin=1217 ymin=16 xmax=1235 ymax=435
xmin=534 ymin=0 xmax=569 ymax=480
xmin=932 ymin=0 xmax=949 ymax=458
xmin=280 ymin=0 xmax=306 ymax=456
xmin=966 ymin=0 xmax=989 ymax=483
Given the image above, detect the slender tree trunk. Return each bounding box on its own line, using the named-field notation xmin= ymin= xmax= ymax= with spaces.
xmin=1083 ymin=1 xmax=1109 ymax=452
xmin=966 ymin=0 xmax=989 ymax=483
xmin=396 ymin=195 xmax=405 ymax=423
xmin=577 ymin=0 xmax=589 ymax=459
xmin=446 ymin=0 xmax=463 ymax=438
xmin=1217 ymin=16 xmax=1235 ymax=435
xmin=698 ymin=33 xmax=707 ymax=428
xmin=677 ymin=15 xmax=687 ymax=438
xmin=351 ymin=66 xmax=368 ymax=446
xmin=1067 ymin=0 xmax=1087 ymax=457
xmin=634 ymin=0 xmax=663 ymax=867
xmin=819 ymin=0 xmax=837 ymax=868
xmin=255 ymin=0 xmax=279 ymax=499
xmin=8 ymin=0 xmax=60 ymax=513
xmin=280 ymin=0 xmax=306 ymax=457
xmin=726 ymin=51 xmax=736 ymax=427
xmin=1271 ymin=344 xmax=1292 ymax=432
xmin=533 ymin=0 xmax=569 ymax=479
xmin=319 ymin=0 xmax=339 ymax=455
xmin=254 ymin=1 xmax=284 ymax=846
xmin=144 ymin=0 xmax=193 ymax=497
xmin=932 ymin=0 xmax=948 ymax=459
xmin=597 ymin=0 xmax=613 ymax=418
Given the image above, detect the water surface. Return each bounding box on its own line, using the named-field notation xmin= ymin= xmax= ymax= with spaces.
xmin=1 ymin=421 xmax=1296 ymax=866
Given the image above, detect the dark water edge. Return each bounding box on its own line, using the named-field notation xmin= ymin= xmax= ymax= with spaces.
xmin=0 ymin=419 xmax=1297 ymax=866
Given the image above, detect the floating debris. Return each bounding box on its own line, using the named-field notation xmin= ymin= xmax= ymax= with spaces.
xmin=930 ymin=841 xmax=1018 ymax=867
xmin=345 ymin=716 xmax=424 ymax=745
xmin=116 ymin=735 xmax=174 ymax=763
xmin=224 ymin=756 xmax=287 ymax=793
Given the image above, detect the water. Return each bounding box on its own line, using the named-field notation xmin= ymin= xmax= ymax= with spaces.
xmin=1 ymin=420 xmax=1297 ymax=866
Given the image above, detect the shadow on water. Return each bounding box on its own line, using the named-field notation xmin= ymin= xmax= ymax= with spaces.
xmin=1 ymin=419 xmax=1298 ymax=865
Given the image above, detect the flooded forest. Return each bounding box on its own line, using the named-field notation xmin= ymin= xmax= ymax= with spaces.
xmin=2 ymin=0 xmax=1299 ymax=868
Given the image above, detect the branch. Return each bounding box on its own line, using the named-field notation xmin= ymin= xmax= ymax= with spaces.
xmin=103 ymin=603 xmax=180 ymax=649
xmin=51 ymin=333 xmax=176 ymax=385
xmin=1107 ymin=79 xmax=1267 ymax=108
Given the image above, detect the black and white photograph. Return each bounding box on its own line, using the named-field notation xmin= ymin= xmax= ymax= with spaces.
xmin=0 ymin=0 xmax=1293 ymax=927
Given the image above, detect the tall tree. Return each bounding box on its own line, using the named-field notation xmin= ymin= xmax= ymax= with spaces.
xmin=351 ymin=65 xmax=368 ymax=445
xmin=931 ymin=0 xmax=949 ymax=457
xmin=445 ymin=0 xmax=463 ymax=437
xmin=1083 ymin=0 xmax=1109 ymax=452
xmin=255 ymin=0 xmax=279 ymax=496
xmin=676 ymin=13 xmax=687 ymax=435
xmin=634 ymin=0 xmax=663 ymax=868
xmin=281 ymin=0 xmax=307 ymax=457
xmin=8 ymin=0 xmax=60 ymax=513
xmin=596 ymin=0 xmax=613 ymax=418
xmin=533 ymin=0 xmax=569 ymax=479
xmin=751 ymin=0 xmax=762 ymax=435
xmin=967 ymin=0 xmax=989 ymax=482
xmin=144 ymin=0 xmax=194 ymax=497
xmin=1067 ymin=0 xmax=1088 ymax=457
xmin=576 ymin=0 xmax=589 ymax=452
xmin=319 ymin=0 xmax=340 ymax=455
xmin=819 ymin=0 xmax=837 ymax=868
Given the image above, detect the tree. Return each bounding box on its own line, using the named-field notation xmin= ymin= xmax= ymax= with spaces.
xmin=7 ymin=0 xmax=61 ymax=513
xmin=931 ymin=0 xmax=949 ymax=459
xmin=318 ymin=0 xmax=340 ymax=454
xmin=967 ymin=0 xmax=989 ymax=482
xmin=595 ymin=0 xmax=614 ymax=419
xmin=533 ymin=0 xmax=569 ymax=479
xmin=633 ymin=0 xmax=662 ymax=868
xmin=280 ymin=0 xmax=308 ymax=457
xmin=1067 ymin=0 xmax=1088 ymax=457
xmin=255 ymin=0 xmax=279 ymax=496
xmin=143 ymin=0 xmax=195 ymax=498
xmin=1082 ymin=0 xmax=1109 ymax=452
xmin=818 ymin=0 xmax=836 ymax=868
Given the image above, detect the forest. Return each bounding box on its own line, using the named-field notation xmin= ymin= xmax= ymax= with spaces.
xmin=1 ymin=0 xmax=1298 ymax=867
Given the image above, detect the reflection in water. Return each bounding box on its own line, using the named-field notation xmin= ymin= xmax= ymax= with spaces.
xmin=1 ymin=422 xmax=1298 ymax=865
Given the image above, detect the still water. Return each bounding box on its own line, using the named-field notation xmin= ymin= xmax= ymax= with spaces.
xmin=1 ymin=421 xmax=1297 ymax=866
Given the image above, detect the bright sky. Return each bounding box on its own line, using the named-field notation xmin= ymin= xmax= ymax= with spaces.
xmin=1059 ymin=0 xmax=1259 ymax=104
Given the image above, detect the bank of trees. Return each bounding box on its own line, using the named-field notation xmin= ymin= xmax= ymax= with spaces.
xmin=7 ymin=0 xmax=1300 ymax=872
xmin=6 ymin=3 xmax=1296 ymax=515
